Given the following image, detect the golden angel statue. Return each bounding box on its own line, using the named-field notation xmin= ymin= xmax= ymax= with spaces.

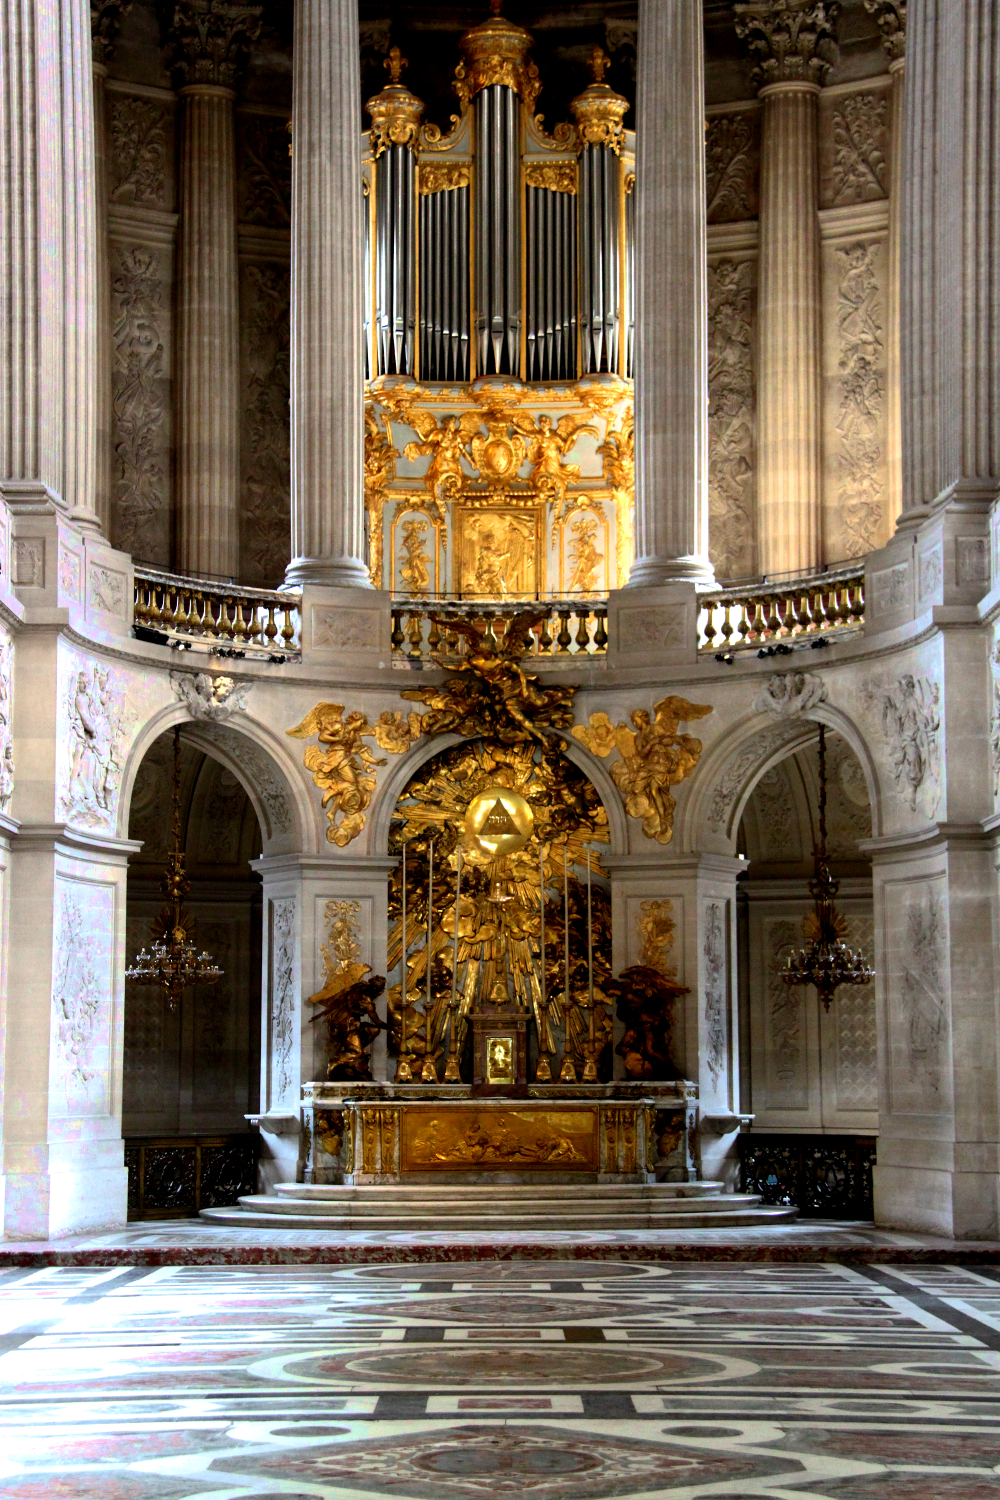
xmin=308 ymin=960 xmax=386 ymax=1082
xmin=287 ymin=703 xmax=387 ymax=847
xmin=573 ymin=695 xmax=713 ymax=844
xmin=400 ymin=406 xmax=482 ymax=518
xmin=513 ymin=410 xmax=597 ymax=518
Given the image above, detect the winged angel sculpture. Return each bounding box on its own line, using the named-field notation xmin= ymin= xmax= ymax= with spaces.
xmin=402 ymin=609 xmax=576 ymax=746
xmin=399 ymin=407 xmax=481 ymax=519
xmin=573 ymin=696 xmax=713 ymax=844
xmin=287 ymin=705 xmax=422 ymax=846
xmin=513 ymin=411 xmax=597 ymax=518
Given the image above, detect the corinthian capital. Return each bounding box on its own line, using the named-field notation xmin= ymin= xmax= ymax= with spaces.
xmin=863 ymin=0 xmax=907 ymax=64
xmin=734 ymin=1 xmax=840 ymax=91
xmin=170 ymin=0 xmax=263 ymax=89
xmin=91 ymin=0 xmax=132 ymax=67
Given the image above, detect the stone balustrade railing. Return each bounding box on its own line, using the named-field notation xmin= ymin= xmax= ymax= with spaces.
xmin=697 ymin=564 xmax=865 ymax=655
xmin=133 ymin=567 xmax=302 ymax=657
xmin=390 ymin=598 xmax=609 ymax=664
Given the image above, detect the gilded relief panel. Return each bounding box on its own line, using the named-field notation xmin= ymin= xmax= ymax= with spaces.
xmin=391 ymin=509 xmax=439 ymax=596
xmin=455 ymin=508 xmax=541 ymax=598
xmin=401 ymin=1107 xmax=599 ymax=1171
xmin=556 ymin=506 xmax=610 ymax=597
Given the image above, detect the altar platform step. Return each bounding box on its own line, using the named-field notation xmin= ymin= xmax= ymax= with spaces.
xmin=201 ymin=1182 xmax=798 ymax=1232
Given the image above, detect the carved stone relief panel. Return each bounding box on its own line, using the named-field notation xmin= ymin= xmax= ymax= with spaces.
xmin=269 ymin=898 xmax=296 ymax=1108
xmin=50 ymin=880 xmax=115 ymax=1120
xmin=703 ymin=902 xmax=727 ymax=1091
xmin=108 ymin=93 xmax=172 ymax=209
xmin=823 ymin=237 xmax=888 ymax=559
xmin=0 ymin=627 xmax=13 ymax=813
xmin=707 ymin=256 xmax=756 ymax=581
xmin=59 ymin=654 xmax=137 ymax=832
xmin=763 ymin=916 xmax=810 ymax=1112
xmin=883 ymin=878 xmax=951 ymax=1115
xmin=820 ymin=89 xmax=890 ymax=209
xmin=860 ymin=665 xmax=943 ymax=821
xmin=239 ymin=261 xmax=291 ymax=586
xmin=237 ymin=111 xmax=292 ymax=227
xmin=705 ymin=109 xmax=759 ymax=223
xmin=110 ymin=243 xmax=172 ymax=565
xmin=833 ymin=915 xmax=877 ymax=1113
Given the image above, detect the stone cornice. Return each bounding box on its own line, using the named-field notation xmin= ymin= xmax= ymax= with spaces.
xmin=863 ymin=0 xmax=907 ymax=64
xmin=169 ymin=0 xmax=262 ymax=90
xmin=734 ymin=0 xmax=840 ymax=91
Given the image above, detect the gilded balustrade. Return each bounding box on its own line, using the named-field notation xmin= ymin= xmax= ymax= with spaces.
xmin=133 ymin=567 xmax=301 ymax=657
xmin=698 ymin=565 xmax=865 ymax=654
xmin=390 ymin=598 xmax=609 ymax=664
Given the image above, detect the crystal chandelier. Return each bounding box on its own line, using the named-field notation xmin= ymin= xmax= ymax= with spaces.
xmin=126 ymin=727 xmax=223 ymax=1008
xmin=781 ymin=724 xmax=874 ymax=1011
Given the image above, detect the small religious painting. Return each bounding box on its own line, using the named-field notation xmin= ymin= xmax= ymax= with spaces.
xmin=486 ymin=1036 xmax=514 ymax=1083
xmin=456 ymin=508 xmax=540 ymax=598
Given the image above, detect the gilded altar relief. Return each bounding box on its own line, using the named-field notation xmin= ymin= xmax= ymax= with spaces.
xmin=401 ymin=1106 xmax=598 ymax=1171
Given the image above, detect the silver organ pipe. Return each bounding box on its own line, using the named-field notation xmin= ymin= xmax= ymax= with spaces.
xmin=475 ymin=84 xmax=521 ymax=376
xmin=419 ymin=172 xmax=471 ymax=381
xmin=625 ymin=171 xmax=636 ymax=378
xmin=364 ymin=23 xmax=631 ymax=390
xmin=365 ymin=49 xmax=424 ymax=377
xmin=363 ymin=177 xmax=372 ymax=381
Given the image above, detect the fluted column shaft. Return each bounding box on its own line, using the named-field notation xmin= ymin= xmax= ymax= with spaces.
xmin=627 ymin=0 xmax=713 ymax=588
xmin=1 ymin=0 xmax=98 ymax=523
xmin=286 ymin=0 xmax=369 ymax=589
xmin=883 ymin=57 xmax=904 ymax=527
xmin=92 ymin=58 xmax=112 ymax=532
xmin=900 ymin=0 xmax=1000 ymax=515
xmin=176 ymin=84 xmax=240 ymax=578
xmin=756 ymin=81 xmax=822 ymax=575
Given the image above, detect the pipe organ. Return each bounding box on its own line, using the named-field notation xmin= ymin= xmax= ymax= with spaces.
xmin=362 ymin=4 xmax=636 ymax=601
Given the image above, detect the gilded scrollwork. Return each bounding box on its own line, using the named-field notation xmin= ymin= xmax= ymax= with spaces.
xmin=418 ymin=162 xmax=471 ymax=194
xmin=399 ymin=517 xmax=431 ymax=596
xmin=636 ymin=899 xmax=677 ymax=977
xmin=513 ymin=411 xmax=597 ymax=518
xmin=524 ymin=162 xmax=577 ymax=194
xmin=364 ymin=402 xmax=396 ymax=586
xmin=573 ymin=696 xmax=713 ymax=844
xmin=596 ymin=403 xmax=634 ymax=586
xmin=287 ymin=703 xmax=419 ymax=847
xmin=366 ymin=48 xmax=424 ymax=158
xmin=566 ymin=514 xmax=603 ymax=595
xmin=393 ymin=404 xmax=480 ymax=518
xmin=569 ymin=47 xmax=629 ymax=155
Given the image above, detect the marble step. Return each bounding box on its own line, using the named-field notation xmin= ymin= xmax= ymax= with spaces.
xmin=270 ymin=1181 xmax=727 ymax=1203
xmin=200 ymin=1201 xmax=798 ymax=1231
xmin=233 ymin=1190 xmax=762 ymax=1220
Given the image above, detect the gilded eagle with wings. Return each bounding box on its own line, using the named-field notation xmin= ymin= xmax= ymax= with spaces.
xmin=399 ymin=406 xmax=482 ymax=518
xmin=512 ymin=411 xmax=597 ymax=518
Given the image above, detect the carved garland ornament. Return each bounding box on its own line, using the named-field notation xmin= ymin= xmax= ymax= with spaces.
xmin=573 ymin=697 xmax=713 ymax=844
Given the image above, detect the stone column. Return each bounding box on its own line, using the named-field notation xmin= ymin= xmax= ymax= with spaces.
xmin=285 ymin=0 xmax=371 ymax=589
xmin=0 ymin=0 xmax=100 ymax=527
xmin=90 ymin=2 xmax=131 ymax=536
xmin=864 ymin=1 xmax=907 ymax=530
xmin=171 ymin=1 xmax=261 ymax=580
xmin=627 ymin=0 xmax=713 ymax=589
xmin=735 ymin=2 xmax=835 ymax=577
xmin=897 ymin=0 xmax=1000 ymax=528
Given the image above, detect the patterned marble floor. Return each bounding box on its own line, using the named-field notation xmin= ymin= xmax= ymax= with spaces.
xmin=5 ymin=1219 xmax=1000 ymax=1267
xmin=2 ymin=1258 xmax=1000 ymax=1497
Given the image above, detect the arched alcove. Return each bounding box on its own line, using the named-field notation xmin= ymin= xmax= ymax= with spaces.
xmin=735 ymin=729 xmax=877 ymax=1218
xmin=122 ymin=729 xmax=264 ymax=1217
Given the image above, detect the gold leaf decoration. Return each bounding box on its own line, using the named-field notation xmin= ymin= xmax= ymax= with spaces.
xmin=573 ymin=696 xmax=713 ymax=844
xmin=287 ymin=703 xmax=419 ymax=847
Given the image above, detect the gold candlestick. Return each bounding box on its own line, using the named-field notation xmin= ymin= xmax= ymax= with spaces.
xmin=420 ymin=839 xmax=438 ymax=1082
xmin=582 ymin=845 xmax=597 ymax=1082
xmin=559 ymin=842 xmax=577 ymax=1083
xmin=396 ymin=839 xmax=413 ymax=1081
xmin=536 ymin=842 xmax=552 ymax=1082
xmin=444 ymin=838 xmax=462 ymax=1081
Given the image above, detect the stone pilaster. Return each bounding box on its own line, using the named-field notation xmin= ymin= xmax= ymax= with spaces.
xmin=172 ymin=0 xmax=261 ymax=579
xmin=285 ymin=0 xmax=371 ymax=589
xmin=623 ymin=0 xmax=711 ymax=588
xmin=90 ymin=3 xmax=131 ymax=536
xmin=735 ymin=1 xmax=837 ymax=576
xmin=0 ymin=0 xmax=100 ymax=527
xmin=898 ymin=0 xmax=1000 ymax=531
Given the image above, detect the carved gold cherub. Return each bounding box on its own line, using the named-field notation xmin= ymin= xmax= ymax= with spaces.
xmin=573 ymin=696 xmax=713 ymax=844
xmin=288 ymin=703 xmax=421 ymax=846
xmin=399 ymin=406 xmax=481 ymax=517
xmin=513 ymin=410 xmax=597 ymax=518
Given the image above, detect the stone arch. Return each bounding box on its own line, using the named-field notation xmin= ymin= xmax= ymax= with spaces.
xmin=365 ymin=729 xmax=628 ymax=858
xmin=680 ymin=702 xmax=884 ymax=853
xmin=118 ymin=705 xmax=311 ymax=856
